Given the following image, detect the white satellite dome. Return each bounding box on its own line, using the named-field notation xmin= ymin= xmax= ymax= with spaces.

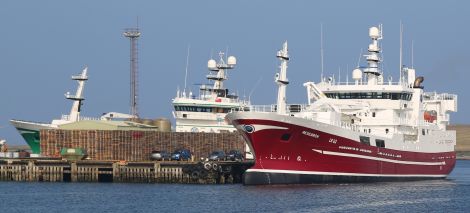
xmin=369 ymin=27 xmax=380 ymax=39
xmin=227 ymin=56 xmax=237 ymax=66
xmin=352 ymin=68 xmax=363 ymax=80
xmin=208 ymin=59 xmax=217 ymax=70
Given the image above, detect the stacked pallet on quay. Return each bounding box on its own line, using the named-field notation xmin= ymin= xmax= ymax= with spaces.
xmin=40 ymin=130 xmax=246 ymax=161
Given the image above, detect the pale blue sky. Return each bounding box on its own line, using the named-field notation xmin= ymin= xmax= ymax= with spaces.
xmin=1 ymin=0 xmax=468 ymax=145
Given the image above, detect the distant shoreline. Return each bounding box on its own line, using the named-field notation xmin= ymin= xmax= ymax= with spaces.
xmin=457 ymin=156 xmax=470 ymax=160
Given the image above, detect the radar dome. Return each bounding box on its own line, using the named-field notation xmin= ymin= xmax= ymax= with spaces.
xmin=208 ymin=59 xmax=217 ymax=70
xmin=227 ymin=56 xmax=237 ymax=66
xmin=352 ymin=68 xmax=362 ymax=80
xmin=369 ymin=27 xmax=380 ymax=38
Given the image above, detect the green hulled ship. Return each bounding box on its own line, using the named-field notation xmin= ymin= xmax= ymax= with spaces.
xmin=10 ymin=67 xmax=90 ymax=154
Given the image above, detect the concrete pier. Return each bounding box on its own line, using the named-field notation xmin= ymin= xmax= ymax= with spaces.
xmin=0 ymin=159 xmax=253 ymax=184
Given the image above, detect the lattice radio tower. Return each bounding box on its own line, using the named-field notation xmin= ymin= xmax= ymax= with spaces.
xmin=123 ymin=24 xmax=141 ymax=118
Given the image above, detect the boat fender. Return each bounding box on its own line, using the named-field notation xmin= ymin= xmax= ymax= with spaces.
xmin=191 ymin=171 xmax=200 ymax=179
xmin=204 ymin=162 xmax=212 ymax=170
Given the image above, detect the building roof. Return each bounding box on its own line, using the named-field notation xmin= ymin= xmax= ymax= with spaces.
xmin=58 ymin=120 xmax=158 ymax=131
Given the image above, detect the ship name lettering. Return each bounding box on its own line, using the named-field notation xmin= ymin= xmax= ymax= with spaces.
xmin=302 ymin=130 xmax=319 ymax=139
xmin=339 ymin=146 xmax=372 ymax=153
xmin=378 ymin=152 xmax=402 ymax=158
xmin=269 ymin=153 xmax=289 ymax=161
xmin=329 ymin=138 xmax=337 ymax=144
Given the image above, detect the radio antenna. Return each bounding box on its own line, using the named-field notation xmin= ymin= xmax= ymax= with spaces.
xmin=411 ymin=40 xmax=414 ymax=68
xmin=399 ymin=21 xmax=403 ymax=83
xmin=184 ymin=45 xmax=191 ymax=93
xmin=356 ymin=48 xmax=363 ymax=67
xmin=248 ymin=76 xmax=263 ymax=103
xmin=320 ymin=23 xmax=324 ymax=82
xmin=338 ymin=66 xmax=341 ymax=83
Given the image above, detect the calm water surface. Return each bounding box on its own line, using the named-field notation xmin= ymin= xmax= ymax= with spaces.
xmin=1 ymin=160 xmax=469 ymax=212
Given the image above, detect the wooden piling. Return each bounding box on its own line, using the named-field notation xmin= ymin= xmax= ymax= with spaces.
xmin=71 ymin=162 xmax=77 ymax=182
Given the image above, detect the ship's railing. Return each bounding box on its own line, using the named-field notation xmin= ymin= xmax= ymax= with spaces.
xmin=10 ymin=119 xmax=51 ymax=125
xmin=175 ymin=94 xmax=250 ymax=105
xmin=328 ymin=81 xmax=405 ymax=86
xmin=423 ymin=92 xmax=457 ymax=101
xmin=337 ymin=121 xmax=360 ymax=132
xmin=233 ymin=104 xmax=439 ymax=134
xmin=239 ymin=104 xmax=309 ymax=113
xmin=393 ymin=117 xmax=435 ymax=127
xmin=61 ymin=115 xmax=101 ymax=121
xmin=244 ymin=105 xmax=276 ymax=112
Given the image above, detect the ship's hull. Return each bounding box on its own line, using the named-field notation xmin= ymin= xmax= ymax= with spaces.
xmin=243 ymin=170 xmax=445 ymax=185
xmin=227 ymin=112 xmax=456 ymax=185
xmin=10 ymin=120 xmax=56 ymax=154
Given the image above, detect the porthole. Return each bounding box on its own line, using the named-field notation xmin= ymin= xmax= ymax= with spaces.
xmin=243 ymin=125 xmax=255 ymax=133
xmin=281 ymin=133 xmax=291 ymax=141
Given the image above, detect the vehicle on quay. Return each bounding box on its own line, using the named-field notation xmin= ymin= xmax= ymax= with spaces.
xmin=208 ymin=150 xmax=226 ymax=161
xmin=150 ymin=150 xmax=171 ymax=161
xmin=226 ymin=150 xmax=244 ymax=161
xmin=171 ymin=149 xmax=192 ymax=161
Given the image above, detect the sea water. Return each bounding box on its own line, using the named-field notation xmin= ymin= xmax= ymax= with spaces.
xmin=1 ymin=160 xmax=469 ymax=212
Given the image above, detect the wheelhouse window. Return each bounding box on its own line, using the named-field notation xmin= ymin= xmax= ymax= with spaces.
xmin=325 ymin=92 xmax=412 ymax=101
xmin=375 ymin=139 xmax=385 ymax=148
xmin=175 ymin=106 xmax=234 ymax=113
xmin=359 ymin=136 xmax=370 ymax=146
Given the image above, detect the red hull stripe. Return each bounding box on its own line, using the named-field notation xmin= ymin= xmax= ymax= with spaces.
xmin=246 ymin=169 xmax=448 ymax=178
xmin=312 ymin=149 xmax=446 ymax=166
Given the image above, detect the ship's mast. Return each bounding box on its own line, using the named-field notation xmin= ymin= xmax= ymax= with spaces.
xmin=275 ymin=41 xmax=289 ymax=115
xmin=65 ymin=67 xmax=88 ymax=122
xmin=207 ymin=52 xmax=237 ymax=97
xmin=363 ymin=25 xmax=383 ymax=85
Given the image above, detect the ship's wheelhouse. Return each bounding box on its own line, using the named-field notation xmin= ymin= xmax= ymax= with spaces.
xmin=324 ymin=91 xmax=412 ymax=101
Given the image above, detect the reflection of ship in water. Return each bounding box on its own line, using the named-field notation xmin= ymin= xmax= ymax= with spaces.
xmin=227 ymin=25 xmax=458 ymax=185
xmin=172 ymin=52 xmax=250 ymax=133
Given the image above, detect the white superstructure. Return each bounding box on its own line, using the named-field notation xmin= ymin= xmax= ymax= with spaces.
xmin=239 ymin=25 xmax=457 ymax=153
xmin=305 ymin=25 xmax=458 ymax=152
xmin=172 ymin=52 xmax=250 ymax=133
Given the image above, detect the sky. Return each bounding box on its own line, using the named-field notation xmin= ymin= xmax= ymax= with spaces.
xmin=0 ymin=0 xmax=469 ymax=145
